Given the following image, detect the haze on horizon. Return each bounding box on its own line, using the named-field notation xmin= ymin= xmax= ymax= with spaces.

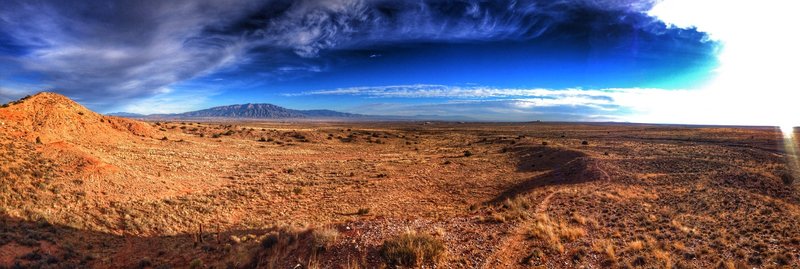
xmin=0 ymin=0 xmax=797 ymax=126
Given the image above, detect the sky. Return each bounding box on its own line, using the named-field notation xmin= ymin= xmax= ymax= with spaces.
xmin=0 ymin=0 xmax=796 ymax=125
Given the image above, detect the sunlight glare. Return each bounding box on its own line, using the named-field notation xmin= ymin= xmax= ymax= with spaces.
xmin=782 ymin=125 xmax=795 ymax=138
xmin=647 ymin=0 xmax=800 ymax=127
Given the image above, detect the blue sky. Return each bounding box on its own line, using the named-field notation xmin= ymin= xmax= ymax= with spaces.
xmin=0 ymin=0 xmax=740 ymax=122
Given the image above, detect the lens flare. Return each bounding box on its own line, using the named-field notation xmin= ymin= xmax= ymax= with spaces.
xmin=781 ymin=125 xmax=795 ymax=138
xmin=781 ymin=124 xmax=800 ymax=184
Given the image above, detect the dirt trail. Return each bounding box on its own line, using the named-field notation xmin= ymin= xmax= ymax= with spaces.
xmin=481 ymin=188 xmax=561 ymax=268
xmin=536 ymin=190 xmax=559 ymax=214
xmin=481 ymin=163 xmax=610 ymax=268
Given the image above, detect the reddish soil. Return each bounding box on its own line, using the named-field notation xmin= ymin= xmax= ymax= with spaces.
xmin=1 ymin=93 xmax=799 ymax=268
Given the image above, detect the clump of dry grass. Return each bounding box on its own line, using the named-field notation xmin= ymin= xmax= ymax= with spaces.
xmin=189 ymin=259 xmax=203 ymax=269
xmin=380 ymin=231 xmax=446 ymax=266
xmin=627 ymin=240 xmax=645 ymax=252
xmin=492 ymin=197 xmax=532 ymax=222
xmin=592 ymin=239 xmax=616 ymax=262
xmin=527 ymin=214 xmax=586 ymax=253
xmin=653 ymin=249 xmax=673 ymax=269
xmin=311 ymin=227 xmax=339 ymax=250
xmin=671 ymin=219 xmax=697 ymax=234
xmin=247 ymin=226 xmax=313 ymax=268
xmin=260 ymin=232 xmax=280 ymax=250
xmin=571 ymin=212 xmax=587 ymax=225
xmin=292 ymin=187 xmax=303 ymax=195
xmin=356 ymin=208 xmax=370 ymax=215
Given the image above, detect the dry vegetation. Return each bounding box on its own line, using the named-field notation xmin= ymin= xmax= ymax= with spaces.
xmin=1 ymin=93 xmax=799 ymax=268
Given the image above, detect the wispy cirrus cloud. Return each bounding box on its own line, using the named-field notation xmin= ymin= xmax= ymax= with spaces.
xmin=0 ymin=86 xmax=34 ymax=102
xmin=119 ymin=87 xmax=223 ymax=115
xmin=289 ymin=84 xmax=638 ymax=99
xmin=0 ymin=0 xmax=256 ymax=109
xmin=346 ymin=99 xmax=626 ymax=122
xmin=290 ymin=84 xmax=706 ymax=122
xmin=290 ymin=84 xmax=676 ymax=106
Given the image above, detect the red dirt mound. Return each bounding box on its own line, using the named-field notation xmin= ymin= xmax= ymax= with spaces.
xmin=0 ymin=92 xmax=157 ymax=144
xmin=511 ymin=145 xmax=588 ymax=172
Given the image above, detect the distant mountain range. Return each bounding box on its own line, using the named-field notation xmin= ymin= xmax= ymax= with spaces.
xmin=107 ymin=103 xmax=483 ymax=121
xmin=106 ymin=112 xmax=146 ymax=117
xmin=109 ymin=103 xmax=363 ymax=120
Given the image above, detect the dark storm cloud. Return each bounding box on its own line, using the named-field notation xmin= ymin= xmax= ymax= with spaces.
xmin=0 ymin=0 xmax=713 ymax=108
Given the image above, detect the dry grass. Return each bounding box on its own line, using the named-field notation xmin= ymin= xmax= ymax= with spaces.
xmin=592 ymin=239 xmax=616 ymax=262
xmin=671 ymin=219 xmax=697 ymax=234
xmin=627 ymin=240 xmax=645 ymax=252
xmin=311 ymin=227 xmax=339 ymax=250
xmin=653 ymin=248 xmax=673 ymax=268
xmin=570 ymin=212 xmax=587 ymax=225
xmin=527 ymin=214 xmax=586 ymax=253
xmin=379 ymin=231 xmax=446 ymax=266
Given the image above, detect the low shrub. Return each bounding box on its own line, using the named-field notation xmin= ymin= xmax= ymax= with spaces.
xmin=357 ymin=208 xmax=370 ymax=215
xmin=380 ymin=231 xmax=445 ymax=266
xmin=312 ymin=227 xmax=339 ymax=250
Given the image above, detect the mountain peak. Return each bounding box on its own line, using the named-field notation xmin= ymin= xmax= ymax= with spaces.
xmin=168 ymin=103 xmax=362 ymax=119
xmin=5 ymin=92 xmax=81 ymax=108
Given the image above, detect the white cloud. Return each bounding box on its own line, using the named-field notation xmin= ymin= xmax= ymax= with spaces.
xmin=292 ymin=84 xmax=661 ymax=99
xmin=345 ymin=98 xmax=624 ymax=122
xmin=280 ymin=0 xmax=800 ymax=129
xmin=118 ymin=87 xmax=221 ymax=114
xmin=0 ymin=83 xmax=52 ymax=102
xmin=648 ymin=0 xmax=800 ymax=126
xmin=0 ymin=1 xmax=252 ymax=108
xmin=280 ymin=0 xmax=800 ymax=126
xmin=292 ymin=84 xmax=706 ymax=122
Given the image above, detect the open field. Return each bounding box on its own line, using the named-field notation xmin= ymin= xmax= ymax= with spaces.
xmin=1 ymin=94 xmax=800 ymax=268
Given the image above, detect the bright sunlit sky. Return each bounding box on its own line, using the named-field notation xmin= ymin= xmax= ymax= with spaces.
xmin=0 ymin=0 xmax=797 ymax=125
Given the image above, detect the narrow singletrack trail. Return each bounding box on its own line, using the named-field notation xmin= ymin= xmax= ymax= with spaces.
xmin=481 ymin=189 xmax=561 ymax=268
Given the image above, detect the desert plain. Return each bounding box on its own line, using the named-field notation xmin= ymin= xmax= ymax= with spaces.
xmin=1 ymin=93 xmax=799 ymax=268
